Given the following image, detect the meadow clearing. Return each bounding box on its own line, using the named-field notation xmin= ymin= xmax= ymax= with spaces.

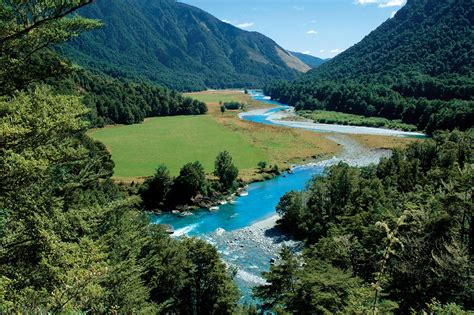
xmin=90 ymin=90 xmax=418 ymax=182
xmin=89 ymin=90 xmax=340 ymax=181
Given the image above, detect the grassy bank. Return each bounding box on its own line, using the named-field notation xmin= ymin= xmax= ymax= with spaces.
xmin=298 ymin=110 xmax=418 ymax=131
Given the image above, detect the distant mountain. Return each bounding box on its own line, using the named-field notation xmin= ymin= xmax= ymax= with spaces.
xmin=265 ymin=0 xmax=474 ymax=134
xmin=305 ymin=0 xmax=473 ymax=81
xmin=289 ymin=52 xmax=326 ymax=69
xmin=61 ymin=0 xmax=309 ymax=91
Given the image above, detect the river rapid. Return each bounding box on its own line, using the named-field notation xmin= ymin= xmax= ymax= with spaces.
xmin=151 ymin=90 xmax=423 ymax=303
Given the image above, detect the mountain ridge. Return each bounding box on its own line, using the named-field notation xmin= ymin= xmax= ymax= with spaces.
xmin=61 ymin=0 xmax=309 ymax=91
xmin=289 ymin=51 xmax=326 ymax=69
xmin=306 ymin=0 xmax=473 ymax=80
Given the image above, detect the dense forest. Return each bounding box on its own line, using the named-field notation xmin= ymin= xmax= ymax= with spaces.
xmin=0 ymin=1 xmax=241 ymax=313
xmin=265 ymin=0 xmax=474 ymax=134
xmin=257 ymin=130 xmax=473 ymax=313
xmin=60 ymin=0 xmax=309 ymax=91
xmin=52 ymin=70 xmax=207 ymax=126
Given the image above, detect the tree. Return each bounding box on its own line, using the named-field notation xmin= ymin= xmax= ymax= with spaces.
xmin=139 ymin=165 xmax=173 ymax=210
xmin=253 ymin=246 xmax=299 ymax=312
xmin=0 ymin=86 xmax=115 ymax=311
xmin=275 ymin=191 xmax=304 ymax=236
xmin=214 ymin=151 xmax=239 ymax=191
xmin=257 ymin=161 xmax=267 ymax=172
xmin=171 ymin=161 xmax=207 ymax=204
xmin=178 ymin=238 xmax=239 ymax=314
xmin=0 ymin=0 xmax=102 ymax=94
xmin=266 ymin=130 xmax=474 ymax=313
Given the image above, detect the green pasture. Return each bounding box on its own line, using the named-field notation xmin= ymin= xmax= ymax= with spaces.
xmin=89 ymin=115 xmax=268 ymax=179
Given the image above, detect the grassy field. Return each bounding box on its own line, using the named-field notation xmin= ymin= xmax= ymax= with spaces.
xmin=90 ymin=115 xmax=268 ymax=179
xmin=90 ymin=90 xmax=340 ymax=181
xmin=90 ymin=90 xmax=419 ymax=182
xmin=185 ymin=90 xmax=250 ymax=104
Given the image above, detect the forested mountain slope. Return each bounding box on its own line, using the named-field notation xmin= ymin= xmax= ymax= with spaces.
xmin=61 ymin=0 xmax=309 ymax=91
xmin=290 ymin=51 xmax=326 ymax=69
xmin=265 ymin=0 xmax=474 ymax=134
xmin=307 ymin=0 xmax=473 ymax=80
xmin=51 ymin=70 xmax=207 ymax=126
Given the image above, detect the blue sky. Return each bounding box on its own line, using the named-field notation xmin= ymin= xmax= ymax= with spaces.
xmin=179 ymin=0 xmax=407 ymax=58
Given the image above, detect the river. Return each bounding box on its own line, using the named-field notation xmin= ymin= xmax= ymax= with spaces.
xmin=150 ymin=90 xmax=423 ymax=303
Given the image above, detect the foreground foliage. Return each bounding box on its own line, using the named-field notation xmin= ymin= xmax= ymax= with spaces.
xmin=0 ymin=84 xmax=240 ymax=313
xmin=258 ymin=130 xmax=473 ymax=313
xmin=0 ymin=1 xmax=240 ymax=313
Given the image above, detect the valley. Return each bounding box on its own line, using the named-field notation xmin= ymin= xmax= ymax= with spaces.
xmin=2 ymin=0 xmax=472 ymax=313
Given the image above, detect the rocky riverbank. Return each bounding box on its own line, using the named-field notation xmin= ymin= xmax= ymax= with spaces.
xmin=203 ymin=215 xmax=302 ymax=303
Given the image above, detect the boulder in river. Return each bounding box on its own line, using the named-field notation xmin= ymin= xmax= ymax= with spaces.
xmin=158 ymin=224 xmax=174 ymax=235
xmin=215 ymin=228 xmax=226 ymax=236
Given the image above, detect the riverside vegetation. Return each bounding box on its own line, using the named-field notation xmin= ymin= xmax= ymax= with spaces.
xmin=139 ymin=151 xmax=240 ymax=212
xmin=298 ymin=110 xmax=417 ymax=131
xmin=256 ymin=130 xmax=473 ymax=313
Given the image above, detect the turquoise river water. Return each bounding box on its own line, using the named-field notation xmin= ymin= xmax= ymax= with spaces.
xmin=150 ymin=90 xmax=419 ymax=302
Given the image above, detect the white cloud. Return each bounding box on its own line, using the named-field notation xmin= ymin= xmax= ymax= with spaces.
xmin=331 ymin=48 xmax=341 ymax=53
xmin=310 ymin=19 xmax=317 ymax=24
xmin=379 ymin=0 xmax=405 ymax=7
xmin=302 ymin=51 xmax=311 ymax=54
xmin=319 ymin=49 xmax=325 ymax=53
xmin=222 ymin=19 xmax=230 ymax=23
xmin=355 ymin=0 xmax=406 ymax=7
xmin=306 ymin=30 xmax=318 ymax=35
xmin=355 ymin=0 xmax=378 ymax=4
xmin=236 ymin=22 xmax=254 ymax=29
xmin=390 ymin=10 xmax=397 ymax=18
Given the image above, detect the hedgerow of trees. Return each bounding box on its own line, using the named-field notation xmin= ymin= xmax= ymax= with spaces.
xmin=140 ymin=151 xmax=239 ymax=211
